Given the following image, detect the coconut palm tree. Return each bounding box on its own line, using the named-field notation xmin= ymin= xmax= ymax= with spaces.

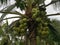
xmin=0 ymin=0 xmax=60 ymax=45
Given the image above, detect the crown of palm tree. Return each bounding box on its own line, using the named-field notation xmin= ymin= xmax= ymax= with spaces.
xmin=0 ymin=0 xmax=60 ymax=45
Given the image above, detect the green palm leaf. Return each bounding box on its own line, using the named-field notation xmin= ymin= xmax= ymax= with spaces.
xmin=0 ymin=26 xmax=4 ymax=36
xmin=48 ymin=24 xmax=60 ymax=42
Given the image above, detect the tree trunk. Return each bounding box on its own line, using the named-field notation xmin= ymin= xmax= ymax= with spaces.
xmin=29 ymin=30 xmax=37 ymax=45
xmin=46 ymin=41 xmax=49 ymax=45
xmin=27 ymin=19 xmax=37 ymax=45
xmin=25 ymin=1 xmax=37 ymax=45
xmin=30 ymin=38 xmax=36 ymax=45
xmin=24 ymin=33 xmax=29 ymax=45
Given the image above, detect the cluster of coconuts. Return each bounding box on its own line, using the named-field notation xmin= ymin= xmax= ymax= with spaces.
xmin=32 ymin=7 xmax=50 ymax=38
xmin=13 ymin=17 xmax=28 ymax=34
xmin=13 ymin=7 xmax=50 ymax=37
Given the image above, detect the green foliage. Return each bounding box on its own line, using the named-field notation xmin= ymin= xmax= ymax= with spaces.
xmin=0 ymin=35 xmax=10 ymax=45
xmin=0 ymin=26 xmax=4 ymax=36
xmin=51 ymin=20 xmax=60 ymax=42
xmin=15 ymin=0 xmax=25 ymax=10
xmin=0 ymin=0 xmax=8 ymax=4
xmin=34 ymin=0 xmax=45 ymax=5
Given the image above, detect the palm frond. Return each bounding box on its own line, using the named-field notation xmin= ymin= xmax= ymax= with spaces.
xmin=0 ymin=26 xmax=4 ymax=36
xmin=45 ymin=1 xmax=58 ymax=7
xmin=0 ymin=4 xmax=15 ymax=22
xmin=51 ymin=0 xmax=60 ymax=2
xmin=50 ymin=0 xmax=60 ymax=10
xmin=48 ymin=24 xmax=58 ymax=35
xmin=0 ymin=0 xmax=8 ymax=4
xmin=48 ymin=23 xmax=60 ymax=42
xmin=3 ymin=16 xmax=20 ymax=20
xmin=46 ymin=13 xmax=60 ymax=16
xmin=5 ymin=19 xmax=20 ymax=32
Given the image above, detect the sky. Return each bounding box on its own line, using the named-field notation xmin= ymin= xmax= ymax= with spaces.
xmin=45 ymin=0 xmax=60 ymax=20
xmin=0 ymin=0 xmax=60 ymax=24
